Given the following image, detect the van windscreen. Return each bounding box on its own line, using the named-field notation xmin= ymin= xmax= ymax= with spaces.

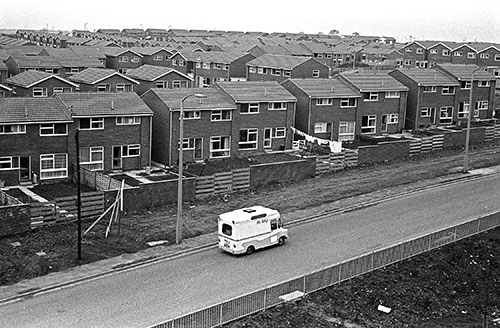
xmin=222 ymin=223 xmax=232 ymax=236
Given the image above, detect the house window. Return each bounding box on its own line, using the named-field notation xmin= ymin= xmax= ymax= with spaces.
xmin=223 ymin=64 xmax=229 ymax=70
xmin=172 ymin=80 xmax=188 ymax=88
xmin=182 ymin=111 xmax=201 ymax=119
xmin=178 ymin=60 xmax=185 ymax=66
xmin=283 ymin=70 xmax=291 ymax=77
xmin=420 ymin=107 xmax=435 ymax=118
xmin=314 ymin=122 xmax=328 ymax=133
xmin=213 ymin=63 xmax=222 ymax=70
xmin=40 ymin=123 xmax=67 ymax=136
xmin=272 ymin=127 xmax=286 ymax=138
xmin=316 ymin=98 xmax=333 ymax=106
xmin=122 ymin=144 xmax=140 ymax=157
xmin=154 ymin=55 xmax=163 ymax=61
xmin=70 ymin=67 xmax=80 ymax=73
xmin=131 ymin=56 xmax=140 ymax=63
xmin=385 ymin=91 xmax=400 ymax=98
xmin=364 ymin=92 xmax=378 ymax=101
xmin=416 ymin=48 xmax=423 ymax=54
xmin=0 ymin=124 xmax=26 ymax=134
xmin=202 ymin=62 xmax=210 ymax=69
xmin=467 ymin=52 xmax=476 ymax=59
xmin=478 ymin=80 xmax=490 ymax=87
xmin=458 ymin=102 xmax=470 ymax=118
xmin=210 ymin=136 xmax=230 ymax=158
xmin=195 ymin=62 xmax=201 ymax=68
xmin=46 ymin=69 xmax=54 ymax=74
xmin=97 ymin=84 xmax=109 ymax=92
xmin=80 ymin=117 xmax=104 ymax=130
xmin=240 ymin=103 xmax=259 ymax=114
xmin=116 ymin=84 xmax=133 ymax=92
xmin=338 ymin=121 xmax=355 ymax=141
xmin=239 ymin=128 xmax=258 ymax=149
xmin=257 ymin=67 xmax=268 ymax=74
xmin=40 ymin=153 xmax=68 ymax=180
xmin=53 ymin=87 xmax=72 ymax=94
xmin=116 ymin=116 xmax=140 ymax=125
xmin=340 ymin=98 xmax=356 ymax=108
xmin=405 ymin=47 xmax=413 ymax=52
xmin=211 ymin=110 xmax=232 ymax=121
xmin=475 ymin=101 xmax=488 ymax=110
xmin=430 ymin=49 xmax=438 ymax=54
xmin=0 ymin=156 xmax=19 ymax=170
xmin=361 ymin=115 xmax=376 ymax=134
xmin=442 ymin=49 xmax=450 ymax=56
xmin=423 ymin=86 xmax=436 ymax=93
xmin=460 ymin=81 xmax=472 ymax=89
xmin=312 ymin=70 xmax=320 ymax=78
xmin=271 ymin=68 xmax=281 ymax=76
xmin=155 ymin=81 xmax=167 ymax=88
xmin=172 ymin=59 xmax=178 ymax=66
xmin=33 ymin=87 xmax=48 ymax=97
xmin=494 ymin=54 xmax=500 ymax=61
xmin=268 ymin=102 xmax=286 ymax=110
xmin=480 ymin=53 xmax=489 ymax=59
xmin=248 ymin=66 xmax=256 ymax=73
xmin=442 ymin=86 xmax=455 ymax=95
xmin=178 ymin=138 xmax=195 ymax=150
xmin=79 ymin=146 xmax=104 ymax=171
xmin=439 ymin=107 xmax=453 ymax=124
xmin=454 ymin=51 xmax=463 ymax=57
xmin=387 ymin=114 xmax=399 ymax=123
xmin=118 ymin=56 xmax=129 ymax=62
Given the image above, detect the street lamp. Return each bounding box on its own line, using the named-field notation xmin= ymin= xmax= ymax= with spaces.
xmin=176 ymin=93 xmax=207 ymax=244
xmin=463 ymin=67 xmax=482 ymax=173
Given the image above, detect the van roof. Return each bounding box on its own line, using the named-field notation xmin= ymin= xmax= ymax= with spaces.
xmin=219 ymin=206 xmax=279 ymax=223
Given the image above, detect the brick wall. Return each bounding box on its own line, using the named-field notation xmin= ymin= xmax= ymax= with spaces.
xmin=358 ymin=139 xmax=410 ymax=165
xmin=0 ymin=203 xmax=30 ymax=237
xmin=249 ymin=157 xmax=315 ymax=189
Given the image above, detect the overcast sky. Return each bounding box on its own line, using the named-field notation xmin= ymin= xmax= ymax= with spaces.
xmin=1 ymin=0 xmax=499 ymax=43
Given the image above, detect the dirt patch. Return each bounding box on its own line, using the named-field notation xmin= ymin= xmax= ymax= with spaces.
xmin=29 ymin=181 xmax=94 ymax=201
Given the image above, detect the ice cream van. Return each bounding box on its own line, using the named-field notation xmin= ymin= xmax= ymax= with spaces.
xmin=218 ymin=206 xmax=288 ymax=255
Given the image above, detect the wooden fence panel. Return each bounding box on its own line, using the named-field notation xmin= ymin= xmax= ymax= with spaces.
xmin=214 ymin=172 xmax=233 ymax=194
xmin=431 ymin=134 xmax=444 ymax=151
xmin=421 ymin=136 xmax=433 ymax=153
xmin=409 ymin=139 xmax=421 ymax=156
xmin=315 ymin=155 xmax=330 ymax=175
xmin=30 ymin=202 xmax=56 ymax=227
xmin=195 ymin=176 xmax=215 ymax=198
xmin=232 ymin=168 xmax=250 ymax=191
xmin=344 ymin=149 xmax=358 ymax=167
xmin=484 ymin=126 xmax=495 ymax=142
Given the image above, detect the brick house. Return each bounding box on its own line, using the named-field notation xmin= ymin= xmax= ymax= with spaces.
xmin=141 ymin=88 xmax=237 ymax=166
xmin=145 ymin=28 xmax=169 ymax=42
xmin=103 ymin=48 xmax=143 ymax=74
xmin=131 ymin=47 xmax=174 ymax=67
xmin=246 ymin=54 xmax=329 ymax=82
xmin=5 ymin=55 xmax=63 ymax=77
xmin=166 ymin=51 xmax=189 ymax=76
xmin=281 ymin=77 xmax=361 ymax=142
xmin=183 ymin=51 xmax=257 ymax=87
xmin=0 ymin=61 xmax=8 ymax=85
xmin=56 ymin=92 xmax=153 ymax=172
xmin=214 ymin=81 xmax=297 ymax=153
xmin=54 ymin=56 xmax=104 ymax=78
xmin=388 ymin=68 xmax=461 ymax=129
xmin=338 ymin=72 xmax=409 ymax=135
xmin=435 ymin=64 xmax=497 ymax=121
xmin=450 ymin=44 xmax=479 ymax=65
xmin=69 ymin=68 xmax=139 ymax=93
xmin=125 ymin=65 xmax=193 ymax=95
xmin=5 ymin=70 xmax=77 ymax=97
xmin=0 ymin=97 xmax=73 ymax=186
xmin=427 ymin=42 xmax=458 ymax=67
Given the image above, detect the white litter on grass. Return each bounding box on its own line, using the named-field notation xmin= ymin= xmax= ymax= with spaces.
xmin=146 ymin=240 xmax=169 ymax=247
xmin=377 ymin=304 xmax=392 ymax=313
xmin=10 ymin=242 xmax=21 ymax=247
xmin=36 ymin=251 xmax=46 ymax=256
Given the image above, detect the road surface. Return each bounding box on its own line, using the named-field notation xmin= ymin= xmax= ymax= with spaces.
xmin=1 ymin=174 xmax=499 ymax=328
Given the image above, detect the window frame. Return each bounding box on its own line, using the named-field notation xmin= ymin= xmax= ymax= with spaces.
xmin=116 ymin=116 xmax=140 ymax=125
xmin=79 ymin=117 xmax=104 ymax=130
xmin=316 ymin=98 xmax=333 ymax=106
xmin=39 ymin=123 xmax=68 ymax=136
xmin=361 ymin=115 xmax=377 ymax=134
xmin=340 ymin=98 xmax=357 ymax=108
xmin=0 ymin=124 xmax=26 ymax=134
xmin=338 ymin=121 xmax=355 ymax=141
xmin=32 ymin=87 xmax=48 ymax=97
xmin=40 ymin=153 xmax=68 ymax=180
xmin=79 ymin=146 xmax=104 ymax=171
xmin=211 ymin=110 xmax=232 ymax=122
xmin=239 ymin=128 xmax=258 ymax=150
xmin=210 ymin=135 xmax=231 ymax=158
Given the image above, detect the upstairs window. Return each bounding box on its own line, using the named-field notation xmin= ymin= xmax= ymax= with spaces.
xmin=40 ymin=123 xmax=67 ymax=136
xmin=385 ymin=91 xmax=400 ymax=98
xmin=316 ymin=98 xmax=333 ymax=106
xmin=116 ymin=116 xmax=140 ymax=125
xmin=340 ymin=98 xmax=357 ymax=108
xmin=0 ymin=124 xmax=26 ymax=134
xmin=33 ymin=87 xmax=48 ymax=97
xmin=442 ymin=86 xmax=455 ymax=95
xmin=241 ymin=103 xmax=259 ymax=114
xmin=80 ymin=117 xmax=104 ymax=130
xmin=364 ymin=92 xmax=378 ymax=101
xmin=423 ymin=86 xmax=436 ymax=93
xmin=268 ymin=102 xmax=286 ymax=110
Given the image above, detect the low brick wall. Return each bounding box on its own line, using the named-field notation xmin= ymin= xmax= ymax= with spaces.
xmin=105 ymin=177 xmax=196 ymax=212
xmin=358 ymin=139 xmax=410 ymax=165
xmin=440 ymin=127 xmax=486 ymax=149
xmin=0 ymin=204 xmax=30 ymax=237
xmin=250 ymin=157 xmax=316 ymax=189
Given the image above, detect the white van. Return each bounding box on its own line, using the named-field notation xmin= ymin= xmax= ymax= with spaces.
xmin=218 ymin=206 xmax=289 ymax=255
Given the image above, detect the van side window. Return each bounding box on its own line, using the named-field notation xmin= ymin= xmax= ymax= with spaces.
xmin=270 ymin=219 xmax=278 ymax=230
xmin=222 ymin=223 xmax=232 ymax=236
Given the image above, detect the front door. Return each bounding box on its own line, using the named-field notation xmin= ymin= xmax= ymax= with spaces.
xmin=430 ymin=107 xmax=437 ymax=125
xmin=194 ymin=138 xmax=203 ymax=160
xmin=19 ymin=156 xmax=30 ymax=182
xmin=112 ymin=146 xmax=122 ymax=169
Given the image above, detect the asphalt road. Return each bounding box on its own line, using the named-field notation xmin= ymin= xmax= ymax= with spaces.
xmin=1 ymin=174 xmax=499 ymax=328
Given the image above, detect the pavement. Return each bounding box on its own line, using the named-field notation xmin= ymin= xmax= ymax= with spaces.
xmin=1 ymin=165 xmax=500 ymax=305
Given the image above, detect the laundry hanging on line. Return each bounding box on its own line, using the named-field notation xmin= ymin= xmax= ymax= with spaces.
xmin=290 ymin=127 xmax=342 ymax=153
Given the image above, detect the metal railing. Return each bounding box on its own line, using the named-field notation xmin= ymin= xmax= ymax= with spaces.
xmin=149 ymin=211 xmax=500 ymax=328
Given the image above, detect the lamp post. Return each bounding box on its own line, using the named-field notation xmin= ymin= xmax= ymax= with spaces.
xmin=463 ymin=67 xmax=481 ymax=173
xmin=176 ymin=93 xmax=207 ymax=244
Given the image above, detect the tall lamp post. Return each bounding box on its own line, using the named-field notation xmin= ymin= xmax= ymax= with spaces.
xmin=176 ymin=93 xmax=207 ymax=244
xmin=463 ymin=67 xmax=481 ymax=173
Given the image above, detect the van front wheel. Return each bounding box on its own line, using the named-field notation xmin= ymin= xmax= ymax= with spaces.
xmin=246 ymin=246 xmax=255 ymax=255
xmin=278 ymin=237 xmax=286 ymax=246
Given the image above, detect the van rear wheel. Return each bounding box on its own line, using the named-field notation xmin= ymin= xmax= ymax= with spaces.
xmin=246 ymin=246 xmax=255 ymax=255
xmin=278 ymin=237 xmax=286 ymax=246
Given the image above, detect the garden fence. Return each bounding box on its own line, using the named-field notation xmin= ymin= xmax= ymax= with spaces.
xmin=148 ymin=210 xmax=500 ymax=328
xmin=195 ymin=168 xmax=250 ymax=199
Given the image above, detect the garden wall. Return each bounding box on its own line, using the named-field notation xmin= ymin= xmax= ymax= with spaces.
xmin=357 ymin=139 xmax=410 ymax=165
xmin=249 ymin=157 xmax=316 ymax=189
xmin=0 ymin=191 xmax=30 ymax=237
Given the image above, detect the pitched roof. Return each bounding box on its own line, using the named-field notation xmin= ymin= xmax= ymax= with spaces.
xmin=143 ymin=88 xmax=236 ymax=111
xmin=129 ymin=47 xmax=174 ymax=56
xmin=125 ymin=65 xmax=192 ymax=81
xmin=391 ymin=68 xmax=459 ymax=86
xmin=69 ymin=67 xmax=139 ymax=85
xmin=7 ymin=55 xmax=62 ymax=68
xmin=5 ymin=70 xmax=78 ymax=88
xmin=285 ymin=78 xmax=361 ymax=98
xmin=56 ymin=93 xmax=153 ymax=117
xmin=436 ymin=64 xmax=497 ymax=81
xmin=246 ymin=54 xmax=322 ymax=69
xmin=0 ymin=97 xmax=72 ymax=123
xmin=216 ymin=81 xmax=297 ymax=102
xmin=181 ymin=51 xmax=254 ymax=63
xmin=340 ymin=72 xmax=409 ymax=92
xmin=103 ymin=48 xmax=143 ymax=57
